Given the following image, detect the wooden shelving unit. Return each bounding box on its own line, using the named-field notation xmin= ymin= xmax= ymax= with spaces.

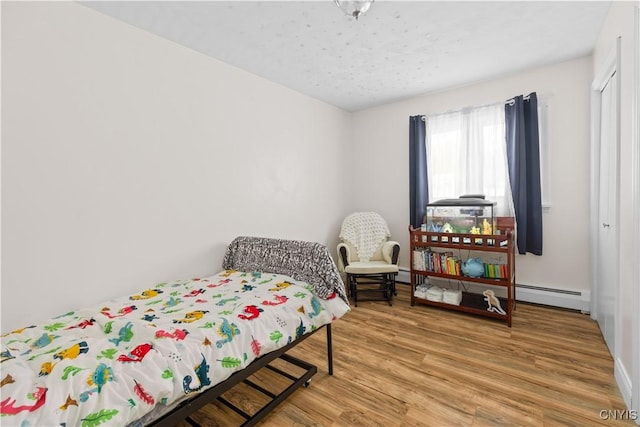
xmin=408 ymin=226 xmax=516 ymax=326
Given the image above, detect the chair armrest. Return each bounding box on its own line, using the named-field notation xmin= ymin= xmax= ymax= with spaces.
xmin=337 ymin=243 xmax=350 ymax=272
xmin=382 ymin=241 xmax=400 ymax=265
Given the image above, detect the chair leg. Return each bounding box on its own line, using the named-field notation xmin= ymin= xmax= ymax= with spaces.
xmin=349 ymin=273 xmax=396 ymax=307
xmin=386 ymin=273 xmax=393 ymax=306
xmin=354 ymin=276 xmax=358 ymax=307
xmin=348 ymin=274 xmax=358 ymax=307
xmin=392 ymin=273 xmax=397 ymax=296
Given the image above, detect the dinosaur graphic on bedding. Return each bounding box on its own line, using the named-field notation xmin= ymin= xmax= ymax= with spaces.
xmin=0 ymin=271 xmax=350 ymax=426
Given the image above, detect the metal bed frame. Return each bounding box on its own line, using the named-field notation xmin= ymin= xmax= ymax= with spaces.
xmin=149 ymin=324 xmax=333 ymax=427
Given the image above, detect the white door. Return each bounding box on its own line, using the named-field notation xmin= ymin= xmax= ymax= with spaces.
xmin=596 ymin=70 xmax=618 ymax=355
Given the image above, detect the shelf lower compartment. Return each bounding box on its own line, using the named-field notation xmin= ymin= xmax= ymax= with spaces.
xmin=411 ymin=270 xmax=512 ymax=286
xmin=412 ymin=291 xmax=513 ymax=325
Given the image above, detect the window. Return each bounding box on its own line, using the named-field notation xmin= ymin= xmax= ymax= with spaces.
xmin=425 ymin=103 xmax=514 ymax=217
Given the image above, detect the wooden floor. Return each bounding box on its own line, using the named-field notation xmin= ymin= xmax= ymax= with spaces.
xmin=181 ymin=284 xmax=632 ymax=426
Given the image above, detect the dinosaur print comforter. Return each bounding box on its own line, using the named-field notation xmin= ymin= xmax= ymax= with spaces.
xmin=0 ymin=270 xmax=350 ymax=426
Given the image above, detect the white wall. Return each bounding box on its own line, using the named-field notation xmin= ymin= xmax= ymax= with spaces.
xmin=592 ymin=0 xmax=638 ymax=412
xmin=352 ymin=57 xmax=593 ymax=294
xmin=1 ymin=2 xmax=353 ymax=332
xmin=1 ymin=1 xmax=628 ymax=339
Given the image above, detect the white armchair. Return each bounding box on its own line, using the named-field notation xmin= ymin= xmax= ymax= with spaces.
xmin=337 ymin=212 xmax=400 ymax=306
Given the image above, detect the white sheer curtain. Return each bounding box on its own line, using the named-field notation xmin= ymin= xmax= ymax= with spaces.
xmin=425 ymin=103 xmax=514 ymax=217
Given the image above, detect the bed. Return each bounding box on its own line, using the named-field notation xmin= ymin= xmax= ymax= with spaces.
xmin=0 ymin=236 xmax=350 ymax=426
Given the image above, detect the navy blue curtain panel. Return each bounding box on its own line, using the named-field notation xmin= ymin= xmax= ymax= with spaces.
xmin=409 ymin=115 xmax=429 ymax=228
xmin=505 ymin=93 xmax=543 ymax=255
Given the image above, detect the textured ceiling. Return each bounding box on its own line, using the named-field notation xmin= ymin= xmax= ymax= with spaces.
xmin=81 ymin=1 xmax=612 ymax=112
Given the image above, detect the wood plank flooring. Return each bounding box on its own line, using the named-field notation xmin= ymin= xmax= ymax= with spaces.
xmin=179 ymin=284 xmax=633 ymax=426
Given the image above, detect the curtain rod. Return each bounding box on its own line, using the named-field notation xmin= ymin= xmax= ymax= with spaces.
xmin=418 ymin=93 xmax=540 ymax=120
xmin=505 ymin=94 xmax=531 ymax=106
xmin=419 ymin=99 xmax=504 ymax=120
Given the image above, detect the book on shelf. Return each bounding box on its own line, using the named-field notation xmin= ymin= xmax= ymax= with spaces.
xmin=412 ymin=249 xmax=461 ymax=276
xmin=413 ymin=249 xmax=508 ymax=279
xmin=483 ymin=262 xmax=508 ymax=279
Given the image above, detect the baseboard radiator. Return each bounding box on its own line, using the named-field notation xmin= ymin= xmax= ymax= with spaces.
xmin=397 ymin=267 xmax=590 ymax=313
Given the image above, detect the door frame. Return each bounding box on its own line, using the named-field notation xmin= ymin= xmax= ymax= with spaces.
xmin=590 ymin=37 xmax=621 ymax=355
xmin=632 ymin=2 xmax=640 ymax=420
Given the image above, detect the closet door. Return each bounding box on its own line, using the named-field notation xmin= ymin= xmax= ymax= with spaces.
xmin=595 ymin=67 xmax=618 ymax=356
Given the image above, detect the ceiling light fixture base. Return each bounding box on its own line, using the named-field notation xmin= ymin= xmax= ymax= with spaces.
xmin=334 ymin=0 xmax=374 ymax=21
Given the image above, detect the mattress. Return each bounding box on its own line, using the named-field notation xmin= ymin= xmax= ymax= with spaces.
xmin=0 ymin=269 xmax=350 ymax=426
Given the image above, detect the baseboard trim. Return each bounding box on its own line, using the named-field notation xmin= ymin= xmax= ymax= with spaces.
xmin=516 ymin=284 xmax=591 ymax=313
xmin=397 ymin=268 xmax=411 ymax=284
xmin=615 ymin=357 xmax=634 ymax=413
xmin=397 ymin=268 xmax=590 ymax=312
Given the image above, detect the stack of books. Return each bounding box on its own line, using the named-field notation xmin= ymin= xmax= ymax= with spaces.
xmin=412 ymin=249 xmax=461 ymax=275
xmin=412 ymin=248 xmax=429 ymax=271
xmin=484 ymin=262 xmax=508 ymax=278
